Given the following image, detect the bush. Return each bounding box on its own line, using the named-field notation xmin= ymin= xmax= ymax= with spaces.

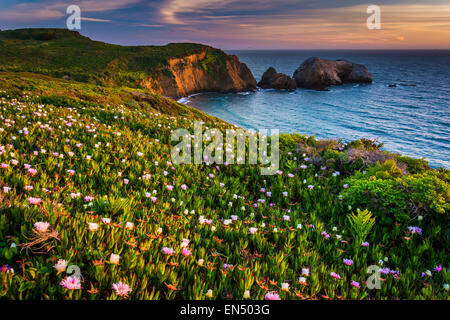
xmin=367 ymin=159 xmax=403 ymax=179
xmin=343 ymin=170 xmax=449 ymax=243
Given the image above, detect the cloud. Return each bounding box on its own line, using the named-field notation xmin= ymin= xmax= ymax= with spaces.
xmin=80 ymin=17 xmax=112 ymax=23
xmin=153 ymin=1 xmax=450 ymax=48
xmin=0 ymin=0 xmax=142 ymax=22
xmin=0 ymin=0 xmax=448 ymax=48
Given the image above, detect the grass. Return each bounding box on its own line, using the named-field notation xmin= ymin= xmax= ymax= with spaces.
xmin=0 ymin=28 xmax=232 ymax=91
xmin=0 ymin=71 xmax=448 ymax=300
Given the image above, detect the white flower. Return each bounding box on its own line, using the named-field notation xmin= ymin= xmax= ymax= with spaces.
xmin=53 ymin=259 xmax=68 ymax=273
xmin=281 ymin=282 xmax=289 ymax=291
xmin=88 ymin=223 xmax=99 ymax=231
xmin=110 ymin=253 xmax=120 ymax=265
xmin=302 ymin=268 xmax=310 ymax=276
xmin=125 ymin=222 xmax=134 ymax=230
xmin=180 ymin=239 xmax=190 ymax=248
xmin=34 ymin=221 xmax=50 ymax=233
xmin=102 ymin=218 xmax=111 ymax=224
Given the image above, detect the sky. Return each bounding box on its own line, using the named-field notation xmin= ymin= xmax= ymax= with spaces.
xmin=0 ymin=0 xmax=449 ymax=49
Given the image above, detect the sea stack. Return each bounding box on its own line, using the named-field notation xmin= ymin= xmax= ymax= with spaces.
xmin=293 ymin=57 xmax=372 ymax=91
xmin=258 ymin=67 xmax=297 ymax=91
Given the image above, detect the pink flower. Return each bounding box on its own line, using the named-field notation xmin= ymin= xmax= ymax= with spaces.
xmin=84 ymin=196 xmax=94 ymax=202
xmin=361 ymin=242 xmax=370 ymax=247
xmin=161 ymin=247 xmax=174 ymax=255
xmin=181 ymin=184 xmax=187 ymax=190
xmin=112 ymin=282 xmax=132 ymax=297
xmin=0 ymin=163 xmax=8 ymax=169
xmin=34 ymin=221 xmax=50 ymax=233
xmin=24 ymin=185 xmax=33 ymax=191
xmin=343 ymin=258 xmax=353 ymax=266
xmin=435 ymin=265 xmax=442 ymax=272
xmin=264 ymin=292 xmax=281 ymax=300
xmin=351 ymin=280 xmax=361 ymax=289
xmin=166 ymin=185 xmax=174 ymax=191
xmin=28 ymin=197 xmax=41 ymax=205
xmin=330 ymin=272 xmax=341 ymax=280
xmin=60 ymin=276 xmax=81 ymax=290
xmin=27 ymin=168 xmax=38 ymax=176
xmin=67 ymin=169 xmax=75 ymax=176
xmin=182 ymin=248 xmax=191 ymax=257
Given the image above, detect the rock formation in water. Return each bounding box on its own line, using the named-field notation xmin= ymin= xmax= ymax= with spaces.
xmin=293 ymin=57 xmax=372 ymax=91
xmin=257 ymin=67 xmax=297 ymax=91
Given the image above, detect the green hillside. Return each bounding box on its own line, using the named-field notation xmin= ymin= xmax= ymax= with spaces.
xmin=0 ymin=28 xmax=227 ymax=89
xmin=0 ymin=29 xmax=448 ymax=300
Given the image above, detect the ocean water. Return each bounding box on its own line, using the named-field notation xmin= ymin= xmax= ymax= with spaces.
xmin=180 ymin=50 xmax=450 ymax=168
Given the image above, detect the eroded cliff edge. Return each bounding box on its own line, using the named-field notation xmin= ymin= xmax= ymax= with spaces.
xmin=0 ymin=29 xmax=257 ymax=99
xmin=141 ymin=50 xmax=257 ymax=99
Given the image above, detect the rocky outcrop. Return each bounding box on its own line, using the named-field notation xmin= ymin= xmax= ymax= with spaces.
xmin=293 ymin=57 xmax=372 ymax=90
xmin=142 ymin=51 xmax=257 ymax=99
xmin=258 ymin=67 xmax=297 ymax=91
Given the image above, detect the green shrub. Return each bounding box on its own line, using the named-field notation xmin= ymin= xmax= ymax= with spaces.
xmin=367 ymin=159 xmax=403 ymax=179
xmin=395 ymin=155 xmax=430 ymax=174
xmin=343 ymin=170 xmax=449 ymax=243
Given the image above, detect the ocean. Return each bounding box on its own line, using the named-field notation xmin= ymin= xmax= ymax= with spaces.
xmin=180 ymin=50 xmax=450 ymax=169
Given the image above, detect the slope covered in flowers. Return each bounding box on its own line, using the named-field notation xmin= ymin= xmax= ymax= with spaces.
xmin=0 ymin=73 xmax=448 ymax=300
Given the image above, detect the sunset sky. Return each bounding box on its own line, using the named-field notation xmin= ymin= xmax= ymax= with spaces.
xmin=0 ymin=0 xmax=449 ymax=49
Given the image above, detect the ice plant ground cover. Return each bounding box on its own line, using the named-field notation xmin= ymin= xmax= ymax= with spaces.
xmin=0 ymin=73 xmax=448 ymax=300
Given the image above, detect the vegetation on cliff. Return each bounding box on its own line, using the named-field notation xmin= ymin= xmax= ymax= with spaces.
xmin=0 ymin=69 xmax=448 ymax=299
xmin=0 ymin=29 xmax=256 ymax=98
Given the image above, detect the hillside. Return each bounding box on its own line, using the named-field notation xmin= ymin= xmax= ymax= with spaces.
xmin=0 ymin=71 xmax=448 ymax=300
xmin=0 ymin=28 xmax=256 ymax=98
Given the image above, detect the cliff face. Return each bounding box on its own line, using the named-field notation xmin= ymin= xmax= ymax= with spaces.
xmin=0 ymin=29 xmax=257 ymax=100
xmin=141 ymin=51 xmax=257 ymax=99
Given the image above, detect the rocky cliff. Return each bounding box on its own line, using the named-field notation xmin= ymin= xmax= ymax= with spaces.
xmin=141 ymin=51 xmax=257 ymax=98
xmin=0 ymin=29 xmax=257 ymax=99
